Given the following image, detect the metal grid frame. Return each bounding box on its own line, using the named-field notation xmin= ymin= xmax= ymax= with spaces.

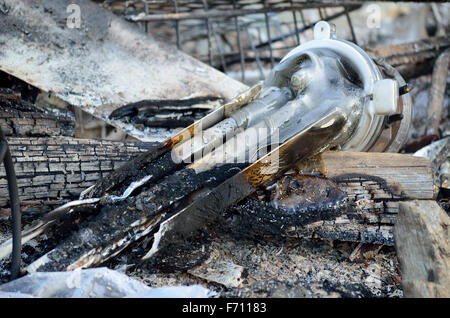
xmin=103 ymin=0 xmax=361 ymax=83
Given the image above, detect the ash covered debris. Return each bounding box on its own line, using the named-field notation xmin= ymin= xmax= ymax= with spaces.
xmin=225 ymin=176 xmax=349 ymax=238
xmin=0 ymin=0 xmax=449 ymax=300
xmin=0 ymin=88 xmax=75 ymax=138
xmin=109 ymin=96 xmax=224 ymax=129
xmin=124 ymin=235 xmax=403 ymax=298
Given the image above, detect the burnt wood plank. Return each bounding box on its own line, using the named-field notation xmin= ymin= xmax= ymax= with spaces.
xmin=286 ymin=151 xmax=435 ymax=245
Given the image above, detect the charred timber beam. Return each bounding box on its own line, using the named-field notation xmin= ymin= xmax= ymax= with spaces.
xmin=368 ymin=37 xmax=450 ymax=80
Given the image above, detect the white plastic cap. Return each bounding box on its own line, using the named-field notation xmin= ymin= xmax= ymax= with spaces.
xmin=371 ymin=79 xmax=399 ymax=115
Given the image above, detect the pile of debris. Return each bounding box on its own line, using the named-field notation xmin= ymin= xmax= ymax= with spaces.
xmin=0 ymin=0 xmax=449 ymax=298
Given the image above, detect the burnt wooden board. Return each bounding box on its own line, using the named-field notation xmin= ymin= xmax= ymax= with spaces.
xmin=0 ymin=0 xmax=247 ymax=141
xmin=286 ymin=151 xmax=435 ymax=245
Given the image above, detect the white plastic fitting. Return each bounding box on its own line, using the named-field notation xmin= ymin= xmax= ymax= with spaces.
xmin=371 ymin=79 xmax=399 ymax=116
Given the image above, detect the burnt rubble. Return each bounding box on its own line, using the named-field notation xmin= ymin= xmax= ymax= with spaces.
xmin=109 ymin=96 xmax=223 ymax=129
xmin=225 ymin=176 xmax=349 ymax=238
xmin=0 ymin=89 xmax=75 ymax=138
xmin=0 ymin=0 xmax=449 ymax=300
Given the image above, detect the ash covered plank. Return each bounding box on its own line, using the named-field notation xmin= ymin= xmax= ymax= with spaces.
xmin=0 ymin=0 xmax=247 ymax=141
xmin=0 ymin=137 xmax=157 ymax=219
xmin=394 ymin=200 xmax=450 ymax=297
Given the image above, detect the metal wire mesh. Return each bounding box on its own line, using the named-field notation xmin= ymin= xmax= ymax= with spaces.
xmin=100 ymin=0 xmax=361 ymax=84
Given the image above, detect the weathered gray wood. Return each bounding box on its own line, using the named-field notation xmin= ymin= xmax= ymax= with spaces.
xmin=368 ymin=37 xmax=450 ymax=80
xmin=426 ymin=48 xmax=450 ymax=136
xmin=0 ymin=137 xmax=156 ymax=219
xmin=394 ymin=200 xmax=450 ymax=298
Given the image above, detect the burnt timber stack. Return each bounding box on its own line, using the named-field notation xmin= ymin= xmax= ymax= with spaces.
xmin=0 ymin=137 xmax=156 ymax=220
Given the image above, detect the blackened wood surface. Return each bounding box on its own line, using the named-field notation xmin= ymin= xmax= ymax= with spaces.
xmin=0 ymin=137 xmax=156 ymax=219
xmin=288 ymin=151 xmax=434 ymax=245
xmin=368 ymin=37 xmax=450 ymax=80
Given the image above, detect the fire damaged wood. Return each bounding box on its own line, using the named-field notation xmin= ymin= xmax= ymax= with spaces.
xmin=0 ymin=137 xmax=157 ymax=219
xmin=293 ymin=153 xmax=433 ymax=244
xmin=368 ymin=36 xmax=450 ymax=80
xmin=109 ymin=96 xmax=223 ymax=129
xmin=4 ymin=148 xmax=433 ymax=273
xmin=26 ymin=163 xmax=246 ymax=273
xmin=0 ymin=91 xmax=75 ymax=138
xmin=227 ymin=151 xmax=434 ymax=245
xmin=82 ymin=145 xmax=181 ymax=199
xmin=290 ymin=152 xmax=434 ymax=245
xmin=18 ymin=111 xmax=346 ymax=272
xmin=394 ymin=200 xmax=450 ymax=297
xmin=226 ymin=176 xmax=349 ymax=238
